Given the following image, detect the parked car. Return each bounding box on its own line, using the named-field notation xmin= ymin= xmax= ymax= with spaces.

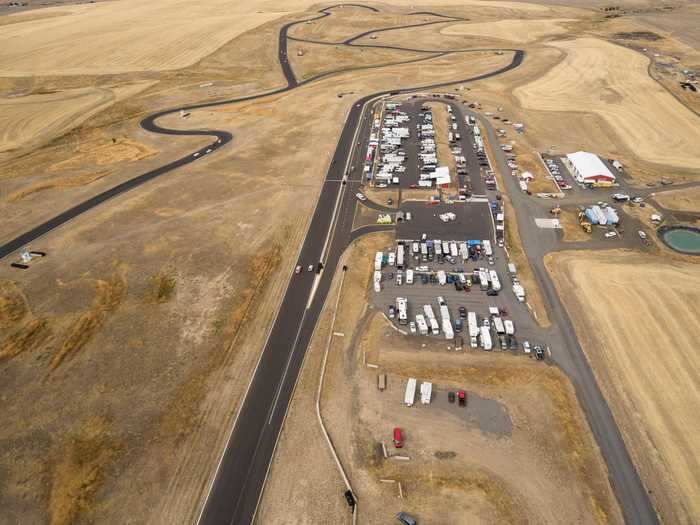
xmin=387 ymin=197 xmax=393 ymax=205
xmin=605 ymin=231 xmax=617 ymax=238
xmin=393 ymin=427 xmax=403 ymax=448
xmin=355 ymin=192 xmax=366 ymax=201
xmin=307 ymin=265 xmax=314 ymax=272
xmin=448 ymin=391 xmax=455 ymax=403
xmin=523 ymin=341 xmax=531 ymax=354
xmin=388 ymin=305 xmax=395 ymax=319
xmin=459 ymin=306 xmax=467 ymax=319
xmin=534 ymin=345 xmax=544 ymax=360
xmin=396 ymin=512 xmax=417 ymax=525
xmin=409 ymin=321 xmax=416 ymax=334
xmin=295 ymin=265 xmax=302 ymax=274
xmin=458 ymin=390 xmax=466 ymax=406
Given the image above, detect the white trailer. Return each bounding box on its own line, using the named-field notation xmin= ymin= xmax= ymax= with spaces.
xmin=489 ymin=269 xmax=501 ymax=292
xmin=468 ymin=312 xmax=479 ymax=348
xmin=434 ymin=241 xmax=443 ymax=257
xmin=429 ymin=317 xmax=440 ymax=335
xmin=412 ymin=242 xmax=420 ymax=256
xmin=482 ymin=240 xmax=493 ymax=256
xmin=480 ymin=326 xmax=493 ymax=350
xmin=493 ymin=316 xmax=505 ymax=335
xmin=420 ymin=382 xmax=433 ymax=404
xmin=437 ymin=270 xmax=447 ymax=286
xmin=416 ymin=314 xmax=428 ymax=335
xmin=388 ymin=252 xmax=396 ymax=266
xmin=404 ymin=378 xmax=417 ymax=406
xmin=439 ymin=304 xmax=450 ymax=322
xmin=397 ymin=297 xmax=408 ymax=325
xmin=507 ymin=263 xmax=517 ymax=276
xmin=441 ymin=241 xmax=450 ymax=255
xmin=449 ymin=242 xmax=459 ymax=258
xmin=406 ymin=269 xmax=414 ymax=285
xmin=513 ymin=283 xmax=525 ymax=302
xmin=374 ymin=251 xmax=383 ymax=271
xmin=373 ymin=271 xmax=382 ymax=293
xmin=504 ymin=319 xmax=515 ymax=335
xmin=442 ymin=319 xmax=454 ymax=340
xmin=397 ymin=244 xmax=405 ymax=270
xmin=460 ymin=242 xmax=469 ymax=260
xmin=479 ymin=270 xmax=490 ymax=290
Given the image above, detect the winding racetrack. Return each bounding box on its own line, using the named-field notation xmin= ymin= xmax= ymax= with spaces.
xmin=0 ymin=4 xmax=657 ymax=525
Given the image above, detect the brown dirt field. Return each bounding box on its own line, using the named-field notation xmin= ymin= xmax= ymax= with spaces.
xmin=654 ymin=186 xmax=700 ymax=213
xmin=442 ymin=18 xmax=575 ymax=43
xmin=546 ymin=250 xmax=700 ymax=524
xmin=514 ymin=38 xmax=700 ymax=170
xmin=288 ymin=40 xmax=426 ymax=82
xmin=558 ymin=209 xmax=592 ymax=242
xmin=260 ymin=234 xmax=621 ymax=523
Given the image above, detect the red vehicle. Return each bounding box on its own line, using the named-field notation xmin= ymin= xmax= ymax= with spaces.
xmin=458 ymin=391 xmax=466 ymax=406
xmin=393 ymin=427 xmax=403 ymax=448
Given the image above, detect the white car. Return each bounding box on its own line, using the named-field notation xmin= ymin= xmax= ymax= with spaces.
xmin=523 ymin=341 xmax=531 ymax=354
xmin=355 ymin=192 xmax=366 ymax=201
xmin=604 ymin=231 xmax=617 ymax=238
xmin=409 ymin=322 xmax=417 ymax=334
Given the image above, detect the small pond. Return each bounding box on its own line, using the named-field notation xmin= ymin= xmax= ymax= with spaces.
xmin=659 ymin=226 xmax=700 ymax=255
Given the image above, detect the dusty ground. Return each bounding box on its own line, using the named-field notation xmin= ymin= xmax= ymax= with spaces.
xmin=259 ymin=233 xmax=622 ymax=524
xmin=442 ymin=18 xmax=574 ymax=43
xmin=546 ymin=250 xmax=700 ymax=525
xmin=653 ymin=186 xmax=700 ymax=213
xmin=558 ymin=209 xmax=591 ymax=242
xmin=514 ymin=37 xmax=700 ymax=170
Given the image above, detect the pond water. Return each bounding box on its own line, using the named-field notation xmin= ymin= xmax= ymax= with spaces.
xmin=660 ymin=227 xmax=700 ymax=254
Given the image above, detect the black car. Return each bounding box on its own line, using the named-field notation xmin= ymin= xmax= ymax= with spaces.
xmin=459 ymin=306 xmax=467 ymax=319
xmin=448 ymin=391 xmax=455 ymax=403
xmin=486 ymin=289 xmax=498 ymax=296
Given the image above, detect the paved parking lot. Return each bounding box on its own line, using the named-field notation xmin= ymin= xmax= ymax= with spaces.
xmin=396 ymin=201 xmax=493 ymax=241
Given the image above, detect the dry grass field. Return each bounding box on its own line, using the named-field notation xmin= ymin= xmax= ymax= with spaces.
xmin=514 ymin=38 xmax=700 ymax=169
xmin=0 ymin=81 xmax=155 ymax=154
xmin=442 ymin=18 xmax=574 ymax=43
xmin=0 ymin=0 xmax=290 ymax=76
xmin=259 ymin=233 xmax=622 ymax=524
xmin=546 ymin=250 xmax=700 ymax=524
xmin=654 ymin=186 xmax=700 ymax=213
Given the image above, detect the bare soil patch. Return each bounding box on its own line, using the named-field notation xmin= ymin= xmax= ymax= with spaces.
xmin=546 ymin=249 xmax=700 ymax=524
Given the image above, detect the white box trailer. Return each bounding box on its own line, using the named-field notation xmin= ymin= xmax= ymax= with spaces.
xmin=479 ymin=270 xmax=490 ymax=290
xmin=504 ymin=319 xmax=515 ymax=335
xmin=480 ymin=326 xmax=493 ymax=350
xmin=442 ymin=319 xmax=454 ymax=340
xmin=397 ymin=297 xmax=408 ymax=325
xmin=489 ymin=269 xmax=501 ymax=291
xmin=441 ymin=241 xmax=450 ymax=255
xmin=420 ymin=382 xmax=432 ymax=404
xmin=416 ymin=314 xmax=428 ymax=335
xmin=450 ymin=242 xmax=459 ymax=258
xmin=513 ymin=283 xmax=525 ymax=302
xmin=434 ymin=242 xmax=443 ymax=256
xmin=468 ymin=312 xmax=479 ymax=337
xmin=429 ymin=317 xmax=440 ymax=335
xmin=397 ymin=244 xmax=405 ymax=270
xmin=406 ymin=269 xmax=414 ymax=285
xmin=508 ymin=263 xmax=517 ymax=276
xmin=440 ymin=304 xmax=450 ymax=322
xmin=373 ymin=271 xmax=382 ymax=293
xmin=460 ymin=242 xmax=469 ymax=260
xmin=493 ymin=316 xmax=505 ymax=334
xmin=482 ymin=240 xmax=493 ymax=256
xmin=423 ymin=304 xmax=435 ymax=320
xmin=405 ymin=378 xmax=417 ymax=406
xmin=374 ymin=251 xmax=383 ymax=271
